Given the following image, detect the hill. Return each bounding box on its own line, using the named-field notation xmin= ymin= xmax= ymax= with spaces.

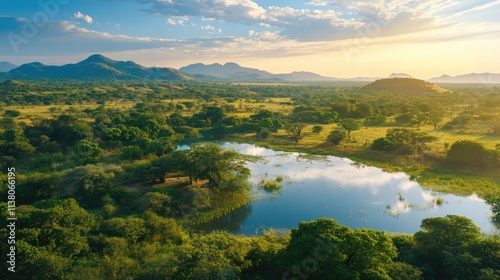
xmin=0 ymin=62 xmax=17 ymax=72
xmin=180 ymin=62 xmax=339 ymax=82
xmin=428 ymin=73 xmax=500 ymax=83
xmin=7 ymin=54 xmax=193 ymax=81
xmin=361 ymin=78 xmax=449 ymax=95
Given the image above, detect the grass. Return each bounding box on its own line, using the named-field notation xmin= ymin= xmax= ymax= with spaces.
xmin=258 ymin=179 xmax=282 ymax=192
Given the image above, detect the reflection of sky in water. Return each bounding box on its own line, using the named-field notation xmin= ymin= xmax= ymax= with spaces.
xmin=195 ymin=143 xmax=497 ymax=235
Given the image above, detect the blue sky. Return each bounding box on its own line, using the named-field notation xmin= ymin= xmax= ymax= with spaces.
xmin=1 ymin=0 xmax=499 ymax=78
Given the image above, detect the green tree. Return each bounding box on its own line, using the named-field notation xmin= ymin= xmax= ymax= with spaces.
xmin=279 ymin=218 xmax=397 ymax=279
xmin=327 ymin=130 xmax=346 ymax=145
xmin=0 ymin=117 xmax=20 ymax=130
xmin=58 ymin=165 xmax=120 ymax=207
xmin=51 ymin=115 xmax=93 ymax=146
xmin=204 ymin=106 xmax=225 ymax=127
xmin=0 ymin=129 xmax=36 ymax=158
xmin=192 ymin=143 xmax=250 ymax=187
xmin=447 ymin=140 xmax=491 ymax=167
xmin=340 ymin=118 xmax=360 ymax=142
xmin=3 ymin=109 xmax=21 ymax=118
xmin=312 ymin=125 xmax=323 ymax=134
xmin=73 ymin=139 xmax=102 ymax=165
xmin=182 ymin=101 xmax=196 ymax=111
xmin=414 ymin=215 xmax=481 ymax=279
xmin=286 ymin=123 xmax=306 ymax=144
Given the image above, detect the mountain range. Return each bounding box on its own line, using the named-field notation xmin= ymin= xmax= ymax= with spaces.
xmin=1 ymin=55 xmax=498 ymax=83
xmin=4 ymin=54 xmax=191 ymax=81
xmin=179 ymin=62 xmax=341 ymax=82
xmin=428 ymin=73 xmax=500 ymax=83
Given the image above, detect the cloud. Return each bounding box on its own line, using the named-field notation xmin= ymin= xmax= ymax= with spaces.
xmin=73 ymin=11 xmax=93 ymax=24
xmin=135 ymin=0 xmax=451 ymax=42
xmin=201 ymin=24 xmax=215 ymax=31
xmin=139 ymin=0 xmax=266 ymax=25
xmin=166 ymin=16 xmax=190 ymax=26
xmin=0 ymin=17 xmax=179 ymax=56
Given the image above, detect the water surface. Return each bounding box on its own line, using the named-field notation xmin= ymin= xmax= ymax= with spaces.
xmin=194 ymin=143 xmax=496 ymax=235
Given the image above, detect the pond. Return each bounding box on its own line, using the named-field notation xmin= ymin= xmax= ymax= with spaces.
xmin=192 ymin=143 xmax=497 ymax=235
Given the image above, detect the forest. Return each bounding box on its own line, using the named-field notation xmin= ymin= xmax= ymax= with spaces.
xmin=0 ymin=79 xmax=499 ymax=279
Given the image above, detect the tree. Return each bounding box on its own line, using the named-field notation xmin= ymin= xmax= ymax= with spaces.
xmin=58 ymin=164 xmax=121 ymax=207
xmin=3 ymin=109 xmax=21 ymax=118
xmin=371 ymin=137 xmax=397 ymax=152
xmin=0 ymin=129 xmax=36 ymax=158
xmin=384 ymin=128 xmax=436 ymax=154
xmin=279 ymin=218 xmax=397 ymax=279
xmin=191 ymin=143 xmax=250 ymax=187
xmin=364 ymin=114 xmax=386 ymax=126
xmin=414 ymin=215 xmax=481 ymax=279
xmin=428 ymin=110 xmax=445 ymax=130
xmin=0 ymin=117 xmax=20 ymax=130
xmin=182 ymin=101 xmax=196 ymax=111
xmin=50 ymin=115 xmax=93 ymax=146
xmin=327 ymin=130 xmax=346 ymax=145
xmin=340 ymin=118 xmax=360 ymax=142
xmin=447 ymin=140 xmax=491 ymax=167
xmin=286 ymin=123 xmax=306 ymax=144
xmin=204 ymin=106 xmax=225 ymax=127
xmin=312 ymin=125 xmax=323 ymax=134
xmin=101 ymin=217 xmax=146 ymax=243
xmin=73 ymin=139 xmax=102 ymax=165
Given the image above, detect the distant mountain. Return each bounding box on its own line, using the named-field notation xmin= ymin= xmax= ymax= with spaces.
xmin=180 ymin=62 xmax=340 ymax=82
xmin=180 ymin=62 xmax=274 ymax=81
xmin=388 ymin=73 xmax=413 ymax=78
xmin=428 ymin=73 xmax=500 ymax=83
xmin=0 ymin=62 xmax=17 ymax=72
xmin=7 ymin=54 xmax=193 ymax=81
xmin=361 ymin=78 xmax=448 ymax=95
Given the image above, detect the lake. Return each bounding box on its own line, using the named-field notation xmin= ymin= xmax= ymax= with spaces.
xmin=190 ymin=143 xmax=497 ymax=235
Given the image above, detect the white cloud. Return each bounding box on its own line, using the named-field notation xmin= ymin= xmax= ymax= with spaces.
xmin=73 ymin=11 xmax=93 ymax=24
xmin=166 ymin=16 xmax=190 ymax=26
xmin=202 ymin=24 xmax=215 ymax=30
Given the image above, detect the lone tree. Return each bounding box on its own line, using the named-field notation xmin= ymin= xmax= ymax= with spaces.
xmin=340 ymin=118 xmax=360 ymax=142
xmin=286 ymin=123 xmax=306 ymax=144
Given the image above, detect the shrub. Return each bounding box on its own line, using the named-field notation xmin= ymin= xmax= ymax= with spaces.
xmin=327 ymin=130 xmax=346 ymax=145
xmin=446 ymin=140 xmax=490 ymax=167
xmin=371 ymin=137 xmax=397 ymax=152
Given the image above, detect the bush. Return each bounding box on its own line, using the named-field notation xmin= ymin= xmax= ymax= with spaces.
xmin=258 ymin=180 xmax=282 ymax=192
xmin=446 ymin=140 xmax=491 ymax=167
xmin=371 ymin=137 xmax=397 ymax=152
xmin=327 ymin=130 xmax=346 ymax=145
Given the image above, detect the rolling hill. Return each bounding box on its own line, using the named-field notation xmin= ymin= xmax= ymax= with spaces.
xmin=361 ymin=78 xmax=449 ymax=95
xmin=7 ymin=54 xmax=193 ymax=81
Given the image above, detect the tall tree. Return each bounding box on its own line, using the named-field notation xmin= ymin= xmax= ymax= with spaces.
xmin=340 ymin=118 xmax=360 ymax=142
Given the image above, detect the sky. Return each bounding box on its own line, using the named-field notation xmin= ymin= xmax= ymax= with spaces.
xmin=0 ymin=0 xmax=499 ymax=79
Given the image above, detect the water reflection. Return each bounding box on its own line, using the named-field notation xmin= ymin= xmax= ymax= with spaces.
xmin=199 ymin=143 xmax=497 ymax=235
